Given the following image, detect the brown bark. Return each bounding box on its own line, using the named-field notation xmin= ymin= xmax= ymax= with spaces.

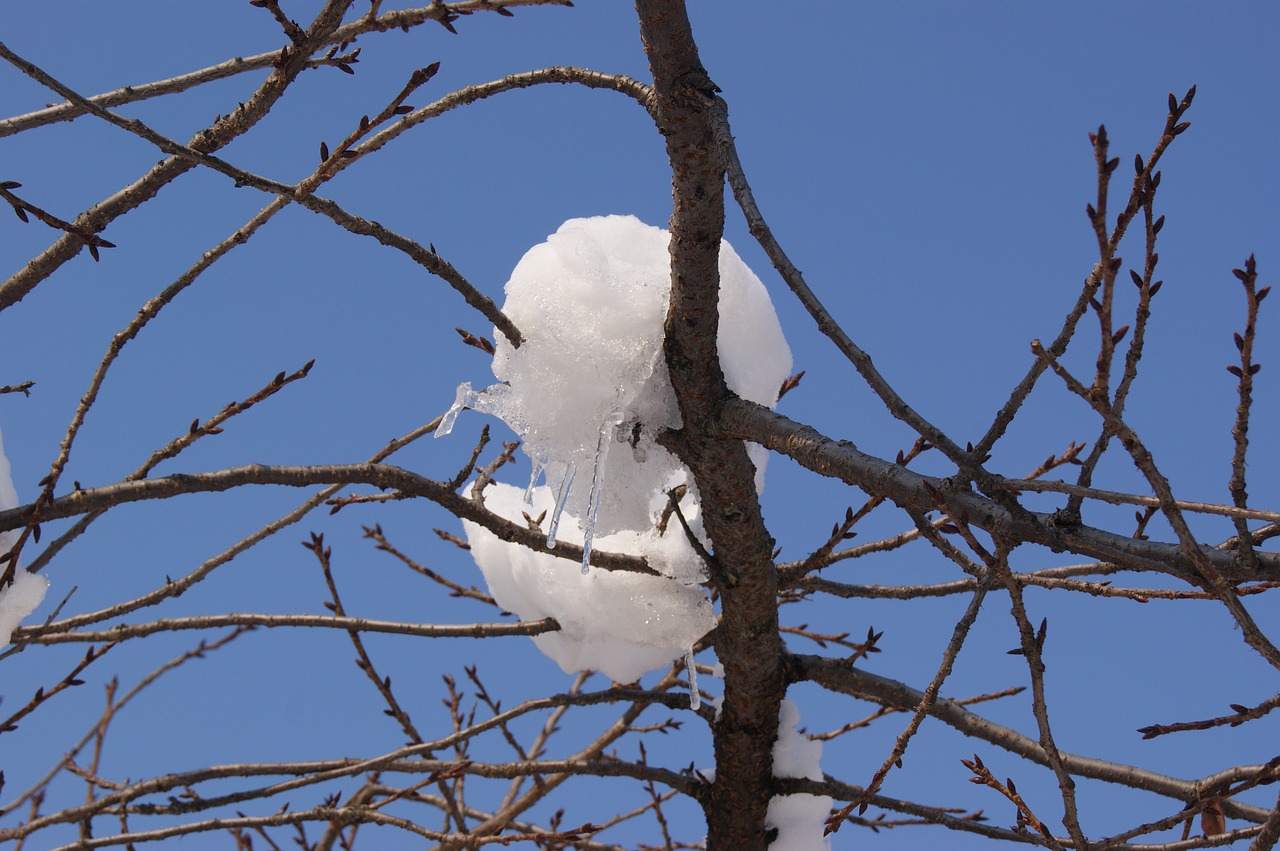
xmin=635 ymin=2 xmax=785 ymax=847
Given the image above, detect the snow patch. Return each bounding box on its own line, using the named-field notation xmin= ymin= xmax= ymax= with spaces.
xmin=462 ymin=483 xmax=715 ymax=684
xmin=766 ymin=698 xmax=833 ymax=850
xmin=0 ymin=427 xmax=48 ymax=646
xmin=0 ymin=568 xmax=49 ymax=647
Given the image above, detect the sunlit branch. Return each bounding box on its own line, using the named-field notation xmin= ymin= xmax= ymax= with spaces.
xmin=0 ymin=0 xmax=577 ymax=137
xmin=791 ymin=653 xmax=1273 ymax=825
xmin=14 ymin=613 xmax=559 ymax=646
xmin=993 ymin=478 xmax=1280 ymax=525
xmin=0 ymin=463 xmax=656 ymax=577
xmin=0 ymin=1 xmax=356 ymax=310
xmin=720 ymin=398 xmax=1280 ymax=584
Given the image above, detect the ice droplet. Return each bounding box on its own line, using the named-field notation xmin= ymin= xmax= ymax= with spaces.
xmin=580 ymin=411 xmax=625 ymax=574
xmin=685 ymin=647 xmax=700 ymax=710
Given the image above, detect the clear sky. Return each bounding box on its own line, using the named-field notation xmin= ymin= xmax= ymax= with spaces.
xmin=1 ymin=2 xmax=1277 ymax=848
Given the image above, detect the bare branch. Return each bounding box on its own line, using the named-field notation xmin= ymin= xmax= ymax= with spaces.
xmin=0 ymin=462 xmax=656 ymax=576
xmin=792 ymin=653 xmax=1274 ymax=824
xmin=720 ymin=398 xmax=1280 ymax=584
xmin=0 ymin=1 xmax=357 ymax=310
xmin=14 ymin=613 xmax=559 ymax=646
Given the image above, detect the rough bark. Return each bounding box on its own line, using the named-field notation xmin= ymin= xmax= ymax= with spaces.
xmin=635 ymin=2 xmax=785 ymax=848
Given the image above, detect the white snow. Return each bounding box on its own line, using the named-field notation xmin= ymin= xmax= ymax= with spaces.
xmin=462 ymin=483 xmax=715 ymax=684
xmin=440 ymin=215 xmax=791 ymax=566
xmin=0 ymin=568 xmax=49 ymax=647
xmin=766 ymin=698 xmax=834 ymax=850
xmin=444 ymin=214 xmax=791 ymax=685
xmin=0 ymin=426 xmax=48 ymax=646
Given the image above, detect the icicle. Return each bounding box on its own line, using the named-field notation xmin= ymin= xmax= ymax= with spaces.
xmin=524 ymin=456 xmax=545 ymax=505
xmin=434 ymin=382 xmax=474 ymax=438
xmin=685 ymin=648 xmax=700 ymax=710
xmin=435 ymin=382 xmax=521 ymax=440
xmin=580 ymin=411 xmax=625 ymax=574
xmin=545 ymin=462 xmax=576 ymax=549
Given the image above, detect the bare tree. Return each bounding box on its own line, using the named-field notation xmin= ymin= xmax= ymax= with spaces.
xmin=1 ymin=2 xmax=1276 ymax=849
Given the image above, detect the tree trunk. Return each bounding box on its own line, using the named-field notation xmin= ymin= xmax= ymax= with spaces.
xmin=635 ymin=2 xmax=786 ymax=848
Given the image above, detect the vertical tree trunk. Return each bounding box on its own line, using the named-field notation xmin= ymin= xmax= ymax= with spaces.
xmin=635 ymin=2 xmax=786 ymax=848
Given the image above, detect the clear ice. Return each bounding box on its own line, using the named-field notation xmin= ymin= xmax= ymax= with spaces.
xmin=440 ymin=380 xmax=627 ymax=576
xmin=685 ymin=647 xmax=700 ymax=710
xmin=433 ymin=381 xmax=472 ymax=437
xmin=435 ymin=382 xmax=522 ymax=439
xmin=545 ymin=462 xmax=576 ymax=549
xmin=580 ymin=411 xmax=625 ymax=573
xmin=524 ymin=456 xmax=546 ymax=505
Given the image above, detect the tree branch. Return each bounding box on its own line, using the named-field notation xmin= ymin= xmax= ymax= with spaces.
xmin=719 ymin=397 xmax=1280 ymax=583
xmin=13 ymin=613 xmax=559 ymax=646
xmin=791 ymin=653 xmax=1274 ymax=824
xmin=0 ymin=463 xmax=656 ymax=577
xmin=0 ymin=0 xmax=356 ymax=310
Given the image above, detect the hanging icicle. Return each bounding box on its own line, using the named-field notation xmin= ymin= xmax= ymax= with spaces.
xmin=580 ymin=411 xmax=625 ymax=573
xmin=685 ymin=647 xmax=700 ymax=710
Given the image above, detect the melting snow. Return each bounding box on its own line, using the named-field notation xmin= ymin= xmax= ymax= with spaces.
xmin=462 ymin=483 xmax=716 ymax=684
xmin=0 ymin=427 xmax=48 ymax=646
xmin=767 ymin=698 xmax=834 ymax=850
xmin=442 ymin=214 xmax=791 ymax=684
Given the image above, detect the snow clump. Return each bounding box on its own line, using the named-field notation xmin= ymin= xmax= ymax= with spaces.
xmin=766 ymin=698 xmax=834 ymax=850
xmin=440 ymin=215 xmax=791 ymax=561
xmin=439 ymin=214 xmax=791 ymax=682
xmin=0 ymin=426 xmax=49 ymax=646
xmin=462 ymin=483 xmax=715 ymax=683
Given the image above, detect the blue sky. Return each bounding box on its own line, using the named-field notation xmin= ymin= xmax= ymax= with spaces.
xmin=1 ymin=2 xmax=1277 ymax=848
